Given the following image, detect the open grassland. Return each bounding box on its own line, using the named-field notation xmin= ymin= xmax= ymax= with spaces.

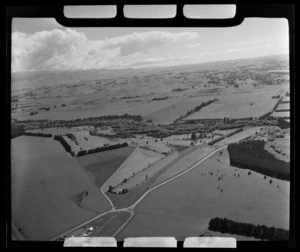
xmin=76 ymin=146 xmax=135 ymax=190
xmin=114 ymin=152 xmax=180 ymax=191
xmin=185 ymin=86 xmax=285 ymax=120
xmin=117 ymin=148 xmax=289 ymax=241
xmin=103 ymin=147 xmax=165 ymax=191
xmin=151 ymin=145 xmax=216 ymax=187
xmin=11 ymin=136 xmax=111 ymax=240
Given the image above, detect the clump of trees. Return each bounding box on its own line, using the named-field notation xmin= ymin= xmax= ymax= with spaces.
xmin=227 ymin=139 xmax=290 ymax=181
xmin=191 ymin=132 xmax=197 ymax=141
xmin=172 ymin=88 xmax=188 ymax=92
xmin=208 ymin=217 xmax=289 ymax=240
xmin=66 ymin=133 xmax=79 ymax=145
xmin=38 ymin=107 xmax=51 ymax=111
xmin=30 ymin=111 xmax=38 ymax=116
xmin=23 ymin=132 xmax=53 ymax=138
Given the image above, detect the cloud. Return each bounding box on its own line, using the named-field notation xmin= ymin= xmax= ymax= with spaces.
xmin=223 ymin=47 xmax=252 ymax=53
xmin=186 ymin=43 xmax=202 ymax=48
xmin=11 ymin=29 xmax=200 ymax=71
xmin=103 ymin=31 xmax=199 ymax=56
xmin=130 ymin=56 xmax=184 ymax=66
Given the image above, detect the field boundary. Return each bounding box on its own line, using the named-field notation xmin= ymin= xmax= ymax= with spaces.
xmin=101 ymin=146 xmax=139 ymax=209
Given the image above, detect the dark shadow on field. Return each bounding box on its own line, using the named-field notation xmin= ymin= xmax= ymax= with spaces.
xmin=76 ymin=146 xmax=135 ymax=189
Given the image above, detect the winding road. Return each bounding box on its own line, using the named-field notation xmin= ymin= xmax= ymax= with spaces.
xmin=50 ymin=144 xmax=227 ymax=241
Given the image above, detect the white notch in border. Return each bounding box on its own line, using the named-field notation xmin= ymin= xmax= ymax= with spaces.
xmin=183 ymin=4 xmax=236 ymax=19
xmin=63 ymin=237 xmax=117 ymax=247
xmin=184 ymin=237 xmax=237 ymax=248
xmin=124 ymin=5 xmax=177 ymax=19
xmin=64 ymin=5 xmax=117 ymax=19
xmin=124 ymin=237 xmax=177 ymax=247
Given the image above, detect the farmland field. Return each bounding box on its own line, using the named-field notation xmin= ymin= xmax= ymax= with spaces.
xmin=64 ymin=131 xmax=118 ymax=153
xmin=103 ymin=147 xmax=165 ymax=191
xmin=114 ymin=151 xmax=180 ymax=191
xmin=151 ymin=145 xmax=216 ymax=186
xmin=276 ymin=103 xmax=290 ymax=111
xmin=11 ymin=136 xmax=111 ymax=240
xmin=76 ymin=146 xmax=136 ymax=190
xmin=144 ymin=96 xmax=215 ymax=124
xmin=117 ymin=148 xmax=289 ymax=240
xmin=272 ymin=111 xmax=290 ymax=118
xmin=184 ymin=86 xmax=285 ymax=120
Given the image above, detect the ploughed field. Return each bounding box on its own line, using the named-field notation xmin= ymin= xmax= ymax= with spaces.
xmin=117 ymin=148 xmax=289 ymax=241
xmin=11 ymin=136 xmax=111 ymax=240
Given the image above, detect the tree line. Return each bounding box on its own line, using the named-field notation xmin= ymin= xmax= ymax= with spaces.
xmin=173 ymin=98 xmax=218 ymax=123
xmin=227 ymin=139 xmax=290 ymax=181
xmin=53 ymin=135 xmax=74 ymax=156
xmin=77 ymin=142 xmax=128 ymax=157
xmin=23 ymin=132 xmax=53 ymax=138
xmin=208 ymin=217 xmax=289 ymax=241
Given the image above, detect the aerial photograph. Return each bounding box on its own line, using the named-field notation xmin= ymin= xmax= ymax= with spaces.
xmin=10 ymin=13 xmax=290 ymax=243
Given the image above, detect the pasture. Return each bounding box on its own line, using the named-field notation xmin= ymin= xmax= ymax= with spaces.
xmin=11 ymin=136 xmax=111 ymax=240
xmin=117 ymin=148 xmax=289 ymax=241
xmin=64 ymin=131 xmax=118 ymax=153
xmin=76 ymin=146 xmax=135 ymax=190
xmin=151 ymin=145 xmax=216 ymax=186
xmin=271 ymin=111 xmax=290 ymax=118
xmin=103 ymin=147 xmax=164 ymax=191
xmin=114 ymin=151 xmax=180 ymax=191
xmin=276 ymin=103 xmax=290 ymax=111
xmin=185 ymin=86 xmax=285 ymax=120
xmin=144 ymin=96 xmax=214 ymax=124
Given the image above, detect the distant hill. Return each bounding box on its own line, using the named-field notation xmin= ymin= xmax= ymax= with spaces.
xmin=11 ymin=54 xmax=289 ymax=91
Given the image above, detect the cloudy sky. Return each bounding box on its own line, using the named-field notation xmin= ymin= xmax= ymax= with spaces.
xmin=11 ymin=16 xmax=289 ymax=72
